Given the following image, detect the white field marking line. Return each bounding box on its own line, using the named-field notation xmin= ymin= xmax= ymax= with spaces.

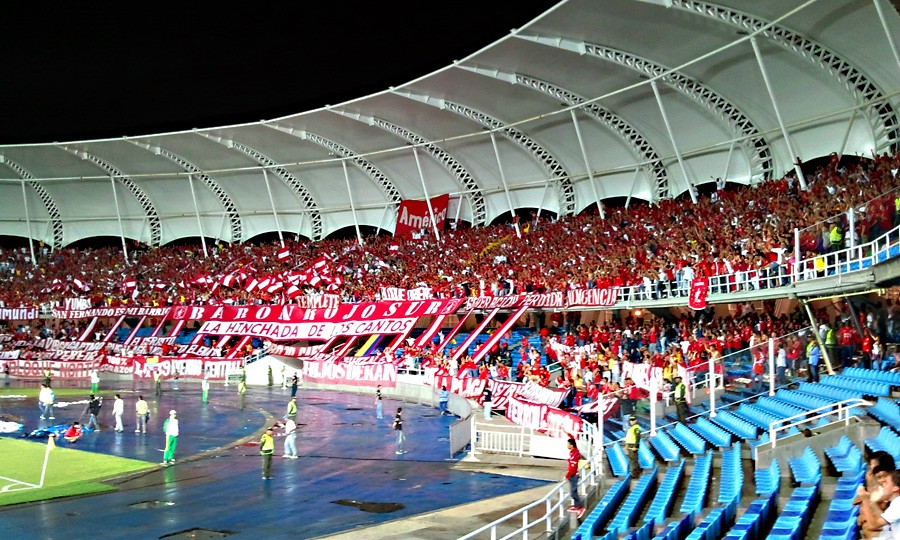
xmin=0 ymin=476 xmax=38 ymax=491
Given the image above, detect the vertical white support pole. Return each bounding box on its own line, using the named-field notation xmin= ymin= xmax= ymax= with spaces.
xmin=412 ymin=146 xmax=441 ymax=242
xmin=19 ymin=180 xmax=36 ymax=266
xmin=341 ymin=160 xmax=363 ymax=246
xmin=109 ymin=175 xmax=129 ymax=262
xmin=708 ymin=355 xmax=717 ymax=418
xmin=535 ymin=182 xmax=549 ymax=223
xmin=624 ymin=167 xmax=641 ymax=209
xmin=750 ymin=37 xmax=808 ymax=190
xmin=453 ymin=195 xmax=463 ymax=228
xmin=297 ymin=212 xmax=305 ymax=241
xmin=837 ymin=111 xmax=857 ymax=160
xmin=187 ymin=174 xmax=209 ymax=258
xmin=651 ymin=81 xmax=697 ymax=204
xmin=378 ymin=204 xmax=391 ymax=235
xmin=873 ymin=0 xmax=900 ymax=77
xmin=598 ymin=399 xmax=604 ymax=476
xmin=261 ymin=169 xmax=284 ymax=247
xmin=489 ymin=132 xmax=521 ymax=238
xmin=768 ymin=337 xmax=776 ymax=396
xmin=848 ymin=207 xmax=856 ymax=249
xmin=794 ymin=228 xmax=801 ymax=283
xmin=650 ymin=380 xmax=657 ymax=436
xmin=571 ymin=109 xmax=605 ymax=219
xmin=722 ymin=138 xmax=736 ymax=184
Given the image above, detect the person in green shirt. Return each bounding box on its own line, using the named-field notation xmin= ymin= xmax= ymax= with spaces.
xmin=625 ymin=415 xmax=641 ymax=480
xmin=238 ymin=380 xmax=246 ymax=410
xmin=260 ymin=427 xmax=275 ymax=479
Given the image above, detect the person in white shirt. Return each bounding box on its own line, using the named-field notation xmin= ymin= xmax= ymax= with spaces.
xmin=860 ymin=469 xmax=900 ymax=539
xmin=113 ymin=394 xmax=125 ymax=432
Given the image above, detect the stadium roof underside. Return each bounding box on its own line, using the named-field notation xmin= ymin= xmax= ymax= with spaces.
xmin=1 ymin=0 xmax=899 ymax=248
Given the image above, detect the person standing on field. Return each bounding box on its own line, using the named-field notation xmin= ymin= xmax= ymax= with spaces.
xmin=113 ymin=394 xmax=125 ymax=432
xmin=162 ymin=410 xmax=179 ymax=466
xmin=135 ymin=395 xmax=149 ymax=433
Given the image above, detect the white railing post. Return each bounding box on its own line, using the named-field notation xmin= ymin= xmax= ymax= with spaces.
xmin=598 ymin=404 xmax=605 ymax=476
xmin=709 ymin=354 xmax=717 ymax=418
xmin=768 ymin=338 xmax=776 ymax=396
xmin=650 ymin=380 xmax=658 ymax=436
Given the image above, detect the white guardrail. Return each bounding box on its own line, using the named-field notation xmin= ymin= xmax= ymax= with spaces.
xmin=768 ymin=397 xmax=872 ymax=449
xmin=458 ymin=420 xmax=601 ymax=540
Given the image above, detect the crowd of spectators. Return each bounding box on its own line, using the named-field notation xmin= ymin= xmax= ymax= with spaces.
xmin=0 ymin=152 xmax=897 ymax=312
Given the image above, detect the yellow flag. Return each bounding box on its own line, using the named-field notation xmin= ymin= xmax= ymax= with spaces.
xmin=48 ymin=435 xmax=56 ymax=451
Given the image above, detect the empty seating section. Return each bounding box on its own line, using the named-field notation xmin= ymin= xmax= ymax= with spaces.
xmin=690 ymin=417 xmax=732 ymax=448
xmin=869 ymin=397 xmax=900 ymax=427
xmin=643 ymin=459 xmax=685 ymax=525
xmin=606 ymin=466 xmax=659 ymax=535
xmin=797 ymin=381 xmax=862 ymax=402
xmin=722 ymin=493 xmax=777 ymax=540
xmin=734 ymin=404 xmax=783 ymax=431
xmin=648 ymin=429 xmax=682 ymax=462
xmin=571 ymin=479 xmax=630 ymax=540
xmin=639 ymin=440 xmax=655 ymax=470
xmin=820 ymin=375 xmax=890 ymax=396
xmin=685 ymin=499 xmax=737 ymax=540
xmin=767 ymin=483 xmax=819 ymax=540
xmin=652 ymin=513 xmax=693 ymax=540
xmin=717 ymin=445 xmax=742 ymax=505
xmin=754 ymin=458 xmax=781 ymax=497
xmin=668 ymin=423 xmax=707 ymax=455
xmin=622 ymin=519 xmax=654 ymax=540
xmin=788 ymin=447 xmax=822 ymax=486
xmin=820 ymin=471 xmax=865 ymax=540
xmin=755 ymin=397 xmax=807 ymax=421
xmin=842 ymin=366 xmax=900 ymax=385
xmin=864 ymin=426 xmax=900 ymax=461
xmin=710 ymin=411 xmax=759 ymax=440
xmin=606 ymin=442 xmax=629 ymax=477
xmin=679 ymin=451 xmax=712 ymax=516
xmin=824 ymin=436 xmax=864 ymax=475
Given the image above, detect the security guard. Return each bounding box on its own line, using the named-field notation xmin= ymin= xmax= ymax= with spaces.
xmin=238 ymin=380 xmax=247 ymax=410
xmin=286 ymin=397 xmax=298 ymax=421
xmin=673 ymin=376 xmax=688 ymax=424
xmin=624 ymin=415 xmax=641 ymax=480
xmin=260 ymin=427 xmax=275 ymax=479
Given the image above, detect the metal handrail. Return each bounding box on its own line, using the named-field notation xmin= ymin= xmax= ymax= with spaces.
xmin=767 ymin=397 xmax=871 ymax=449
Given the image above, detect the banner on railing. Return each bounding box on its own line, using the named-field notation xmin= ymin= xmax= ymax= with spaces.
xmin=52 ymin=306 xmax=170 ymax=319
xmin=301 ymin=358 xmax=398 ymax=388
xmin=574 ymin=395 xmax=620 ymax=420
xmin=395 ymin=194 xmax=450 ymax=237
xmin=0 ymin=307 xmax=40 ymax=320
xmin=689 ymin=278 xmax=709 ymax=310
xmin=463 ymin=292 xmax=566 ymax=311
xmin=0 ymin=350 xmax=20 ymax=360
xmin=265 ymin=343 xmax=325 ymax=357
xmin=621 ymin=361 xmax=691 ymax=404
xmin=131 ymin=356 xmax=244 ymax=380
xmin=565 ymin=289 xmax=619 ymax=308
xmin=505 ymin=395 xmax=584 ymax=437
xmin=379 ymin=287 xmax=434 ymax=301
xmin=63 ymin=298 xmax=92 ymax=311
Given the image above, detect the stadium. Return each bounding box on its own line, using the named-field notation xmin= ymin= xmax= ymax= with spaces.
xmin=1 ymin=1 xmax=900 ymax=539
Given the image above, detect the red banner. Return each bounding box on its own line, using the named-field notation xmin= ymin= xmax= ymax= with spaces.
xmin=52 ymin=306 xmax=170 ymax=319
xmin=566 ymin=288 xmax=619 ymax=308
xmin=379 ymin=287 xmax=434 ymax=301
xmin=689 ymin=277 xmax=709 ymax=310
xmin=505 ymin=396 xmax=584 ymax=437
xmin=131 ymin=356 xmax=243 ymax=380
xmin=394 ymin=194 xmax=450 ymax=237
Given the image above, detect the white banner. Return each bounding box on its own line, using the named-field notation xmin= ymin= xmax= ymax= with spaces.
xmin=302 ymin=359 xmax=398 ymax=387
xmin=0 ymin=307 xmax=40 ymax=320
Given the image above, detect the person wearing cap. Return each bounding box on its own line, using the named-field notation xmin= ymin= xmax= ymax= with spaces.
xmin=162 ymin=410 xmax=179 ymax=466
xmin=624 ymin=415 xmax=641 ymax=480
xmin=673 ymin=376 xmax=688 ymax=425
xmin=565 ymin=438 xmax=585 ymax=519
xmin=260 ymin=427 xmax=275 ymax=479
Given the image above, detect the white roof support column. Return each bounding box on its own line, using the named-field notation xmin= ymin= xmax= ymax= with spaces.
xmin=750 ymin=37 xmax=808 ymax=191
xmin=651 ymin=81 xmax=697 ymax=204
xmin=838 ymin=111 xmax=858 ymax=161
xmin=873 ymin=0 xmax=900 ymax=78
xmin=536 ymin=182 xmax=549 ymax=222
xmin=722 ymin=139 xmax=736 ymax=185
xmin=571 ymin=109 xmax=604 ymax=219
xmin=411 ymin=146 xmax=441 ymax=243
xmin=187 ymin=174 xmax=209 ymax=258
xmin=341 ymin=160 xmax=363 ymax=246
xmin=625 ymin=167 xmax=642 ymax=209
xmin=261 ymin=168 xmax=284 ymax=247
xmin=109 ymin=175 xmax=129 ymax=262
xmin=489 ymin=132 xmax=521 ymax=238
xmin=19 ymin=180 xmax=35 ymax=265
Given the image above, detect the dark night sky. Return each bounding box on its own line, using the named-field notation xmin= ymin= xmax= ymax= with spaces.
xmin=1 ymin=4 xmax=555 ymax=144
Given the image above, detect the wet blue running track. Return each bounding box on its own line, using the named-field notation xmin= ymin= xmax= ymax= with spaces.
xmin=0 ymin=383 xmax=549 ymax=539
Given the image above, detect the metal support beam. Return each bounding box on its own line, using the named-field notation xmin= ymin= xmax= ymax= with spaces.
xmin=873 ymin=0 xmax=900 ymax=77
xmin=625 ymin=167 xmax=642 ymax=209
xmin=187 ymin=174 xmax=209 ymax=258
xmin=261 ymin=169 xmax=284 ymax=247
xmin=800 ymin=299 xmax=834 ymax=375
xmin=489 ymin=132 xmax=521 ymax=238
xmin=19 ymin=180 xmax=35 ymax=265
xmin=750 ymin=37 xmax=808 ymax=190
xmin=651 ymin=81 xmax=697 ymax=203
xmin=109 ymin=175 xmax=129 ymax=262
xmin=412 ymin=146 xmax=441 ymax=242
xmin=571 ymin=110 xmax=604 ymax=219
xmin=341 ymin=160 xmax=363 ymax=246
xmin=838 ymin=111 xmax=858 ymax=161
xmin=722 ymin=138 xmax=736 ymax=184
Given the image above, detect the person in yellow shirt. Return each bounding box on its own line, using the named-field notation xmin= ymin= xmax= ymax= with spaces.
xmin=260 ymin=427 xmax=275 ymax=479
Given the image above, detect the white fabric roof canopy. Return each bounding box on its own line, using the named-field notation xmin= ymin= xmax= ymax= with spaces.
xmin=1 ymin=0 xmax=898 ymax=247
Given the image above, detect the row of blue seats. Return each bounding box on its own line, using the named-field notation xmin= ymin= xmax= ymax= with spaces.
xmin=652 ymin=512 xmax=694 ymax=540
xmin=668 ymin=422 xmax=707 ymax=455
xmin=722 ymin=491 xmax=777 ymax=540
xmin=571 ymin=479 xmax=630 ymax=540
xmin=788 ymin=446 xmax=822 ymax=486
xmin=869 ymin=397 xmax=900 ymax=427
xmin=774 ymin=389 xmax=833 ymax=411
xmin=607 ymin=466 xmax=659 ymax=534
xmin=679 ymin=451 xmax=712 ymax=516
xmin=824 ymin=436 xmax=864 ymax=475
xmin=643 ymin=459 xmax=685 ymax=525
xmin=767 ymin=482 xmax=819 ymax=540
xmin=685 ymin=499 xmax=738 ymax=540
xmin=797 ymin=381 xmax=864 ymax=404
xmin=710 ymin=411 xmax=759 ymax=440
xmin=690 ymin=417 xmax=732 ymax=448
xmin=649 ymin=429 xmax=682 ymax=462
xmin=622 ymin=519 xmax=654 ymax=540
xmin=820 ymin=471 xmax=865 ymax=540
xmin=865 ymin=426 xmax=900 ymax=461
xmin=821 ymin=375 xmax=890 ymax=396
xmin=754 ymin=458 xmax=781 ymax=497
xmin=843 ymin=366 xmax=900 ymax=385
xmin=606 ymin=441 xmax=655 ymax=477
xmin=717 ymin=445 xmax=742 ymax=505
